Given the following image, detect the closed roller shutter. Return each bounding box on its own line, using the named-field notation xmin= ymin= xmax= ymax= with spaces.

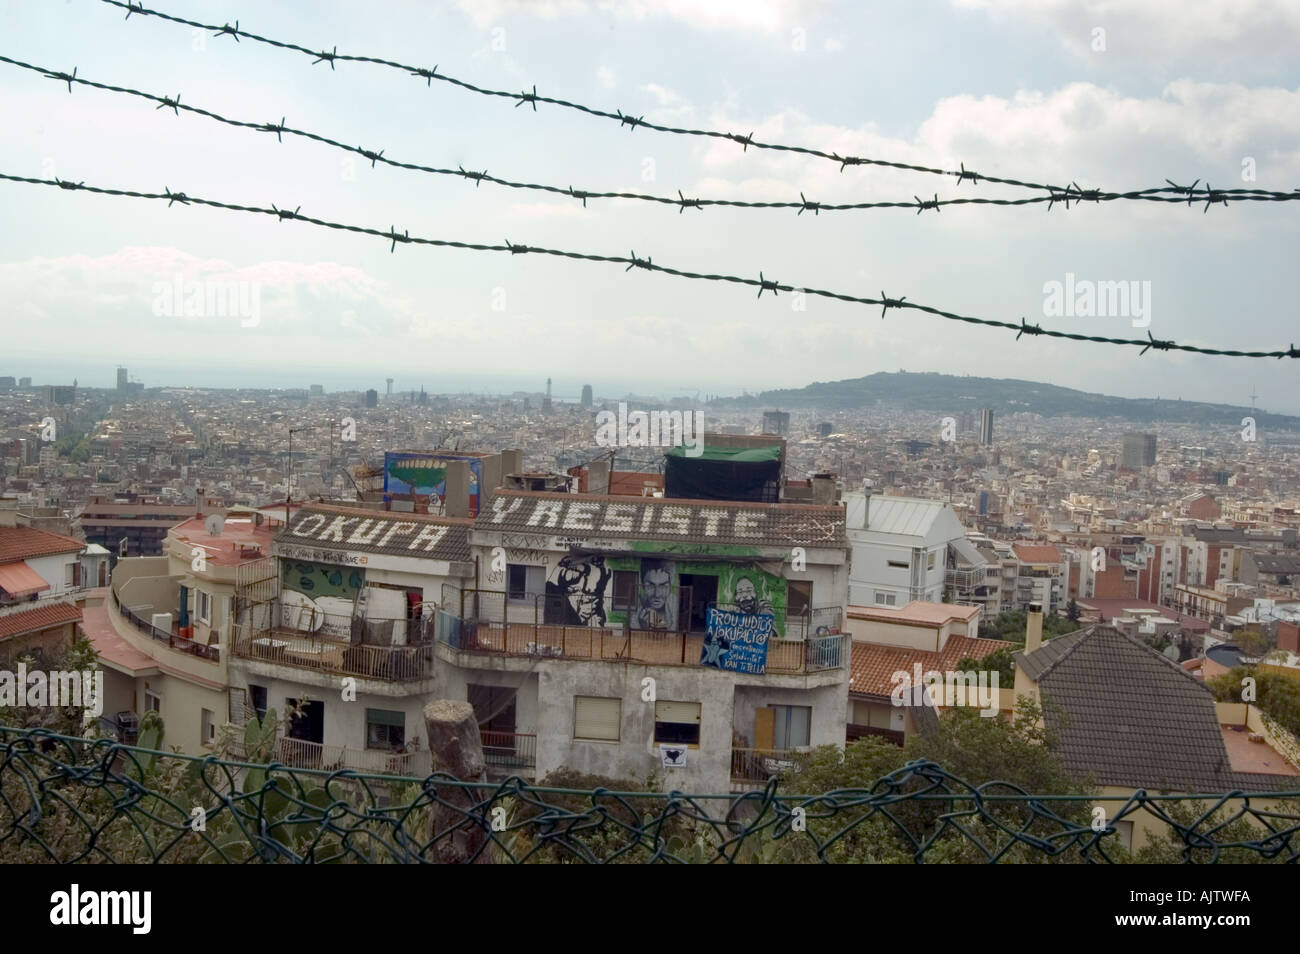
xmin=574 ymin=696 xmax=621 ymax=741
xmin=654 ymin=701 xmax=701 ymax=725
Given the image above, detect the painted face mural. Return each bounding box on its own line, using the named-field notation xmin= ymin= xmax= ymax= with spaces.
xmin=545 ymin=554 xmax=611 ymax=627
xmin=635 ymin=559 xmax=676 ymax=631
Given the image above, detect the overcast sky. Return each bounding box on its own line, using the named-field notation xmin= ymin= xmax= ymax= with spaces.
xmin=2 ymin=0 xmax=1298 ymax=410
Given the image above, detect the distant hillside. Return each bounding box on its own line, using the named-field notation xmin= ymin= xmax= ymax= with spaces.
xmin=709 ymin=372 xmax=1300 ymax=430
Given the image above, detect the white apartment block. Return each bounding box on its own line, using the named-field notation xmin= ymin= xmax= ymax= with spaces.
xmin=845 ymin=492 xmax=966 ymax=608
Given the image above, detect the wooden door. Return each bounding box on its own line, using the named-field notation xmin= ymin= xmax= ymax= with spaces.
xmin=753 ymin=707 xmax=775 ymax=751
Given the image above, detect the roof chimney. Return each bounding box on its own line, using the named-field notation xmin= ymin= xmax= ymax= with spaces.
xmin=587 ymin=458 xmax=612 ymax=496
xmin=860 ymin=479 xmax=873 ymax=529
xmin=811 ymin=472 xmax=837 ymax=506
xmin=1025 ymin=601 xmax=1044 ymax=653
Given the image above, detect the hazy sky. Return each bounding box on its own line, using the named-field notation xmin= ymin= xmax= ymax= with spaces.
xmin=2 ymin=1 xmax=1298 ymax=409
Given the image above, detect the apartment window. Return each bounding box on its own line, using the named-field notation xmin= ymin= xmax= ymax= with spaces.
xmin=787 ymin=580 xmax=812 ymax=620
xmin=927 ymin=551 xmax=937 ymax=570
xmin=366 ymin=709 xmax=406 ymax=750
xmin=249 ymin=684 xmax=268 ymax=722
xmin=196 ymin=589 xmax=212 ymax=624
xmin=201 ymin=708 xmax=215 ymax=746
xmin=874 ymin=591 xmax=897 ymax=607
xmin=506 ymin=564 xmax=545 ymax=602
xmin=886 ymin=560 xmax=909 ymax=569
xmin=64 ymin=562 xmax=76 ymax=587
xmin=1113 ymin=819 xmax=1134 ymax=852
xmin=573 ymin=696 xmax=621 ymax=742
xmin=606 ymin=570 xmax=635 ymax=610
xmin=770 ymin=705 xmax=811 ymax=749
xmin=654 ymin=701 xmax=701 ymax=746
xmin=144 ymin=690 xmax=162 ymax=713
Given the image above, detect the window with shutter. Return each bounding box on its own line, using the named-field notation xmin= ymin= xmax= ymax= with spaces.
xmin=573 ymin=696 xmax=621 ymax=741
xmin=654 ymin=700 xmax=701 ymax=745
xmin=366 ymin=708 xmax=406 ymax=750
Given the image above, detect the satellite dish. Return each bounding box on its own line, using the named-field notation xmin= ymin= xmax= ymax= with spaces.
xmin=205 ymin=513 xmax=225 ymax=536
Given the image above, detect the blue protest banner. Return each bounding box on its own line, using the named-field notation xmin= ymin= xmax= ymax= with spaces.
xmin=701 ymin=606 xmax=774 ymax=674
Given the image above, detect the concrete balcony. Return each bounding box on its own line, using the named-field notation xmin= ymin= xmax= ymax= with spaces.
xmin=729 ymin=747 xmax=811 ymax=790
xmin=438 ymin=620 xmax=848 ymax=677
xmin=231 ymin=625 xmax=435 ymax=684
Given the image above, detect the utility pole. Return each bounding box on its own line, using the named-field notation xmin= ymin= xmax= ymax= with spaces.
xmin=286 ymin=427 xmax=300 ymax=525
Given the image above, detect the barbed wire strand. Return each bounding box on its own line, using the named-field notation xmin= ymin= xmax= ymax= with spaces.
xmin=3 ymin=170 xmax=1296 ymax=361
xmin=96 ymin=0 xmax=1296 ymax=205
xmin=7 ymin=55 xmax=1296 ymax=217
xmin=4 ymin=56 xmax=1295 ymax=216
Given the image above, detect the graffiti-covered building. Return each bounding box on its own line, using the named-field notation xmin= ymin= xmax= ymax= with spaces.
xmin=227 ymin=503 xmax=476 ymax=775
xmin=440 ymin=489 xmax=851 ymax=793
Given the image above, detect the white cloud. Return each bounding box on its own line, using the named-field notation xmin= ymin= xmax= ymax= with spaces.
xmin=507 ymin=201 xmax=599 ymax=220
xmin=681 ymin=79 xmax=1300 ymax=216
xmin=952 ymin=0 xmax=1300 ymax=68
xmin=0 ymin=249 xmax=425 ymax=354
xmin=641 ymin=83 xmax=682 ymax=107
xmin=596 ymin=65 xmax=616 ymax=89
xmin=456 ymin=0 xmax=822 ymax=31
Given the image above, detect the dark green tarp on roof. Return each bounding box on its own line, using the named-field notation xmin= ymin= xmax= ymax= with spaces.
xmin=664 ymin=444 xmax=781 ymax=462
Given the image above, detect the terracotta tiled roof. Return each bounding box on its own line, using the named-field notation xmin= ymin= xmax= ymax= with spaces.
xmin=171 ymin=515 xmax=276 ymax=567
xmin=0 ymin=526 xmax=84 ymax=564
xmin=1012 ymin=544 xmax=1062 ymax=564
xmin=850 ymin=634 xmax=1011 ymax=698
xmin=0 ymin=601 xmax=82 ymax=642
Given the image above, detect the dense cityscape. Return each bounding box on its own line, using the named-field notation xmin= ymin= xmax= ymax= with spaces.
xmin=3 ymin=0 xmax=1297 ymax=903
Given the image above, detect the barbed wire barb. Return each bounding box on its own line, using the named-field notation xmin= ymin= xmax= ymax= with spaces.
xmin=2 ymin=169 xmax=1296 ymax=360
xmin=5 ymin=54 xmax=1298 ymax=219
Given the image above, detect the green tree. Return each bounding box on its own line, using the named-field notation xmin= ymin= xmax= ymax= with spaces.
xmin=770 ymin=699 xmax=1106 ymax=863
xmin=0 ymin=635 xmax=101 ymax=733
xmin=1234 ymin=626 xmax=1275 ymax=659
xmin=956 ymin=645 xmax=1015 ymax=683
xmin=1136 ymin=799 xmax=1289 ymax=864
xmin=1207 ymin=666 xmax=1300 ymax=738
xmin=979 ymin=608 xmax=1079 ymax=643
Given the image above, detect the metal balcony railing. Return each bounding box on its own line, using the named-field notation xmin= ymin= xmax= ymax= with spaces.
xmin=271 ymin=736 xmax=432 ymax=777
xmin=231 ymin=624 xmax=434 ymax=682
xmin=444 ymin=590 xmax=847 ymax=674
xmin=481 ymin=730 xmax=537 ymax=775
xmin=110 ymin=585 xmax=220 ymax=662
xmin=730 ymin=747 xmax=813 ymax=782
